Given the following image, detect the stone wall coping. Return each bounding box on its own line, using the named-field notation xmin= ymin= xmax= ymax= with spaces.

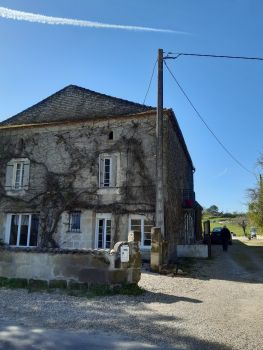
xmin=0 ymin=246 xmax=114 ymax=255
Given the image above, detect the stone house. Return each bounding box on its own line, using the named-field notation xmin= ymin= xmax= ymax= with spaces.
xmin=0 ymin=85 xmax=201 ymax=261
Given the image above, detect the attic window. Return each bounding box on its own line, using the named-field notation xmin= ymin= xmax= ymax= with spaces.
xmin=108 ymin=131 xmax=113 ymax=140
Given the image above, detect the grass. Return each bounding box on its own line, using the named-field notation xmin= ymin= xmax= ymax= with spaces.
xmin=67 ymin=284 xmax=145 ymax=298
xmin=0 ymin=277 xmax=145 ymax=298
xmin=202 ymin=214 xmax=259 ymax=237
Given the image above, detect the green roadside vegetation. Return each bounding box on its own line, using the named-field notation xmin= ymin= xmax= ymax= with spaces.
xmin=202 ymin=213 xmax=257 ymax=237
xmin=0 ymin=277 xmax=145 ymax=298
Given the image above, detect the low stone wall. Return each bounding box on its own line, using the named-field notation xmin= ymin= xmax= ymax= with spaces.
xmin=0 ymin=241 xmax=141 ymax=288
xmin=176 ymin=244 xmax=208 ymax=258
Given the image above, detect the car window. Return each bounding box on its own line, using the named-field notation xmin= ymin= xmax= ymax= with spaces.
xmin=212 ymin=228 xmax=222 ymax=233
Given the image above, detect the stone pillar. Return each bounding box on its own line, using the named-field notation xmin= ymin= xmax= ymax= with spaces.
xmin=150 ymin=227 xmax=162 ymax=272
xmin=113 ymin=240 xmax=141 ymax=283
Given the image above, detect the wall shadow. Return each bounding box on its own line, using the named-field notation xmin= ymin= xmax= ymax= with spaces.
xmin=189 ymin=238 xmax=263 ymax=284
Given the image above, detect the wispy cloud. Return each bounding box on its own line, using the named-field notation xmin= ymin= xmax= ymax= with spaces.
xmin=0 ymin=6 xmax=178 ymax=33
xmin=214 ymin=168 xmax=228 ymax=178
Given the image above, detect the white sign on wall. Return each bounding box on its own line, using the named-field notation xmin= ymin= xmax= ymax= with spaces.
xmin=120 ymin=245 xmax=130 ymax=262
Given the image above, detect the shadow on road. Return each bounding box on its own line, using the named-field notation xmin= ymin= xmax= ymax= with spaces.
xmin=190 ymin=238 xmax=263 ymax=284
xmin=0 ymin=323 xmax=233 ymax=350
xmin=0 ymin=286 xmax=231 ymax=350
xmin=138 ymin=291 xmax=202 ymax=305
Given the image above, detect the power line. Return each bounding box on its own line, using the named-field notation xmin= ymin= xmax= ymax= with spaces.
xmin=165 ymin=52 xmax=263 ymax=61
xmin=142 ymin=59 xmax=157 ymax=105
xmin=164 ymin=60 xmax=255 ymax=176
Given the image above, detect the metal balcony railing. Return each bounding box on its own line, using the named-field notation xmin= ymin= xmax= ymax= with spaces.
xmin=182 ymin=189 xmax=195 ymax=208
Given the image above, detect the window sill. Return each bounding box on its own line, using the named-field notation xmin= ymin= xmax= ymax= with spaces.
xmin=140 ymin=246 xmax=151 ymax=250
xmin=66 ymin=231 xmax=82 ymax=234
xmin=7 ymin=245 xmax=37 ymax=248
xmin=97 ymin=187 xmax=120 ymax=195
xmin=5 ymin=189 xmax=27 ymax=196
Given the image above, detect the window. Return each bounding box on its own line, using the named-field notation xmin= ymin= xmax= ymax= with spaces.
xmin=7 ymin=214 xmax=39 ymax=247
xmin=103 ymin=158 xmax=111 ymax=187
xmin=99 ymin=155 xmax=117 ymax=188
xmin=108 ymin=131 xmax=113 ymax=140
xmin=129 ymin=216 xmax=153 ymax=248
xmin=13 ymin=162 xmax=24 ymax=189
xmin=68 ymin=211 xmax=81 ymax=233
xmin=5 ymin=159 xmax=30 ymax=191
xmin=96 ymin=214 xmax=112 ymax=249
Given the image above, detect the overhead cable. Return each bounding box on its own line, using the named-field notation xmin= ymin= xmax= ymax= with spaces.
xmin=142 ymin=59 xmax=157 ymax=105
xmin=164 ymin=60 xmax=254 ymax=176
xmin=165 ymin=52 xmax=263 ymax=61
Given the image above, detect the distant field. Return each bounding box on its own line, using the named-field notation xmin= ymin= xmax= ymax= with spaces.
xmin=202 ymin=215 xmax=260 ymax=237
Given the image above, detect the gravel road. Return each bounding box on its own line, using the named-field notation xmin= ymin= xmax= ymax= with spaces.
xmin=0 ymin=238 xmax=262 ymax=350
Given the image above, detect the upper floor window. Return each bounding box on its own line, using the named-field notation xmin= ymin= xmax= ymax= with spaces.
xmin=5 ymin=158 xmax=30 ymax=191
xmin=99 ymin=154 xmax=117 ymax=188
xmin=68 ymin=211 xmax=81 ymax=233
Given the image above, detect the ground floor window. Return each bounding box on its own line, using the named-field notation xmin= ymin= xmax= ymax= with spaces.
xmin=7 ymin=214 xmax=39 ymax=247
xmin=95 ymin=214 xmax=112 ymax=249
xmin=68 ymin=211 xmax=81 ymax=233
xmin=129 ymin=215 xmax=153 ymax=248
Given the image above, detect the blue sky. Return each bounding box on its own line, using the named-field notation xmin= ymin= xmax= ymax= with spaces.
xmin=1 ymin=0 xmax=263 ymax=213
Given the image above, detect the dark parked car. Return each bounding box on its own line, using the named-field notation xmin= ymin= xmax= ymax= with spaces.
xmin=211 ymin=227 xmax=232 ymax=245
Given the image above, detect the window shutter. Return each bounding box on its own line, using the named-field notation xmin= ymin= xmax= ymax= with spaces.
xmin=99 ymin=157 xmax=104 ymax=187
xmin=110 ymin=155 xmax=117 ymax=187
xmin=22 ymin=162 xmax=30 ymax=189
xmin=5 ymin=164 xmax=14 ymax=190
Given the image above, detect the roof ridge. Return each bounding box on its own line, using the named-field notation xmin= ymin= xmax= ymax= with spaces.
xmin=0 ymin=85 xmax=154 ymax=126
xmin=66 ymin=84 xmax=154 ymax=109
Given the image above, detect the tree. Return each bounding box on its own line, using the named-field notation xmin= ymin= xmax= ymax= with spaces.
xmin=206 ymin=205 xmax=219 ymax=216
xmin=238 ymin=220 xmax=247 ymax=235
xmin=247 ymin=157 xmax=263 ymax=231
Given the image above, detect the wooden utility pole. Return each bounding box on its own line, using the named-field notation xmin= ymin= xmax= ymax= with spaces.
xmin=155 ymin=48 xmax=165 ymax=236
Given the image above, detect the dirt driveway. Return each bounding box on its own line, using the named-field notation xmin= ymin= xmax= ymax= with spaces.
xmin=138 ymin=238 xmax=263 ymax=350
xmin=0 ymin=238 xmax=262 ymax=350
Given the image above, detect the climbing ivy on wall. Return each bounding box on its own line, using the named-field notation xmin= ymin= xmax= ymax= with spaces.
xmin=0 ymin=118 xmax=156 ymax=247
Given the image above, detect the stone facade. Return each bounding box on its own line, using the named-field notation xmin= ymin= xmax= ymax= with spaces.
xmin=163 ymin=112 xmax=198 ymax=259
xmin=0 ymin=85 xmax=200 ymax=264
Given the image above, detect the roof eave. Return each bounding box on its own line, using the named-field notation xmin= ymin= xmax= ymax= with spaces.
xmin=0 ymin=109 xmax=157 ymax=130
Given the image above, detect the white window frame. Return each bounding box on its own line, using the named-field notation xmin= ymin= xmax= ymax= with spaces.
xmin=12 ymin=161 xmax=24 ymax=190
xmin=95 ymin=213 xmax=112 ymax=249
xmin=129 ymin=215 xmax=153 ymax=249
xmin=5 ymin=213 xmax=39 ymax=247
xmin=99 ymin=156 xmax=112 ymax=188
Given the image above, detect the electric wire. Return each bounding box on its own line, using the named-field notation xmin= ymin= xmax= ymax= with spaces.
xmin=164 ymin=60 xmax=255 ymax=176
xmin=165 ymin=52 xmax=263 ymax=61
xmin=142 ymin=59 xmax=157 ymax=105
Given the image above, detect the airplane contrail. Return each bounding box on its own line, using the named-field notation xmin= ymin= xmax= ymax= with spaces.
xmin=0 ymin=6 xmax=178 ymax=33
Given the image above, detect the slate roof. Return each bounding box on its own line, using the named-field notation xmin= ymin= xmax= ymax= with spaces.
xmin=0 ymin=85 xmax=155 ymax=126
